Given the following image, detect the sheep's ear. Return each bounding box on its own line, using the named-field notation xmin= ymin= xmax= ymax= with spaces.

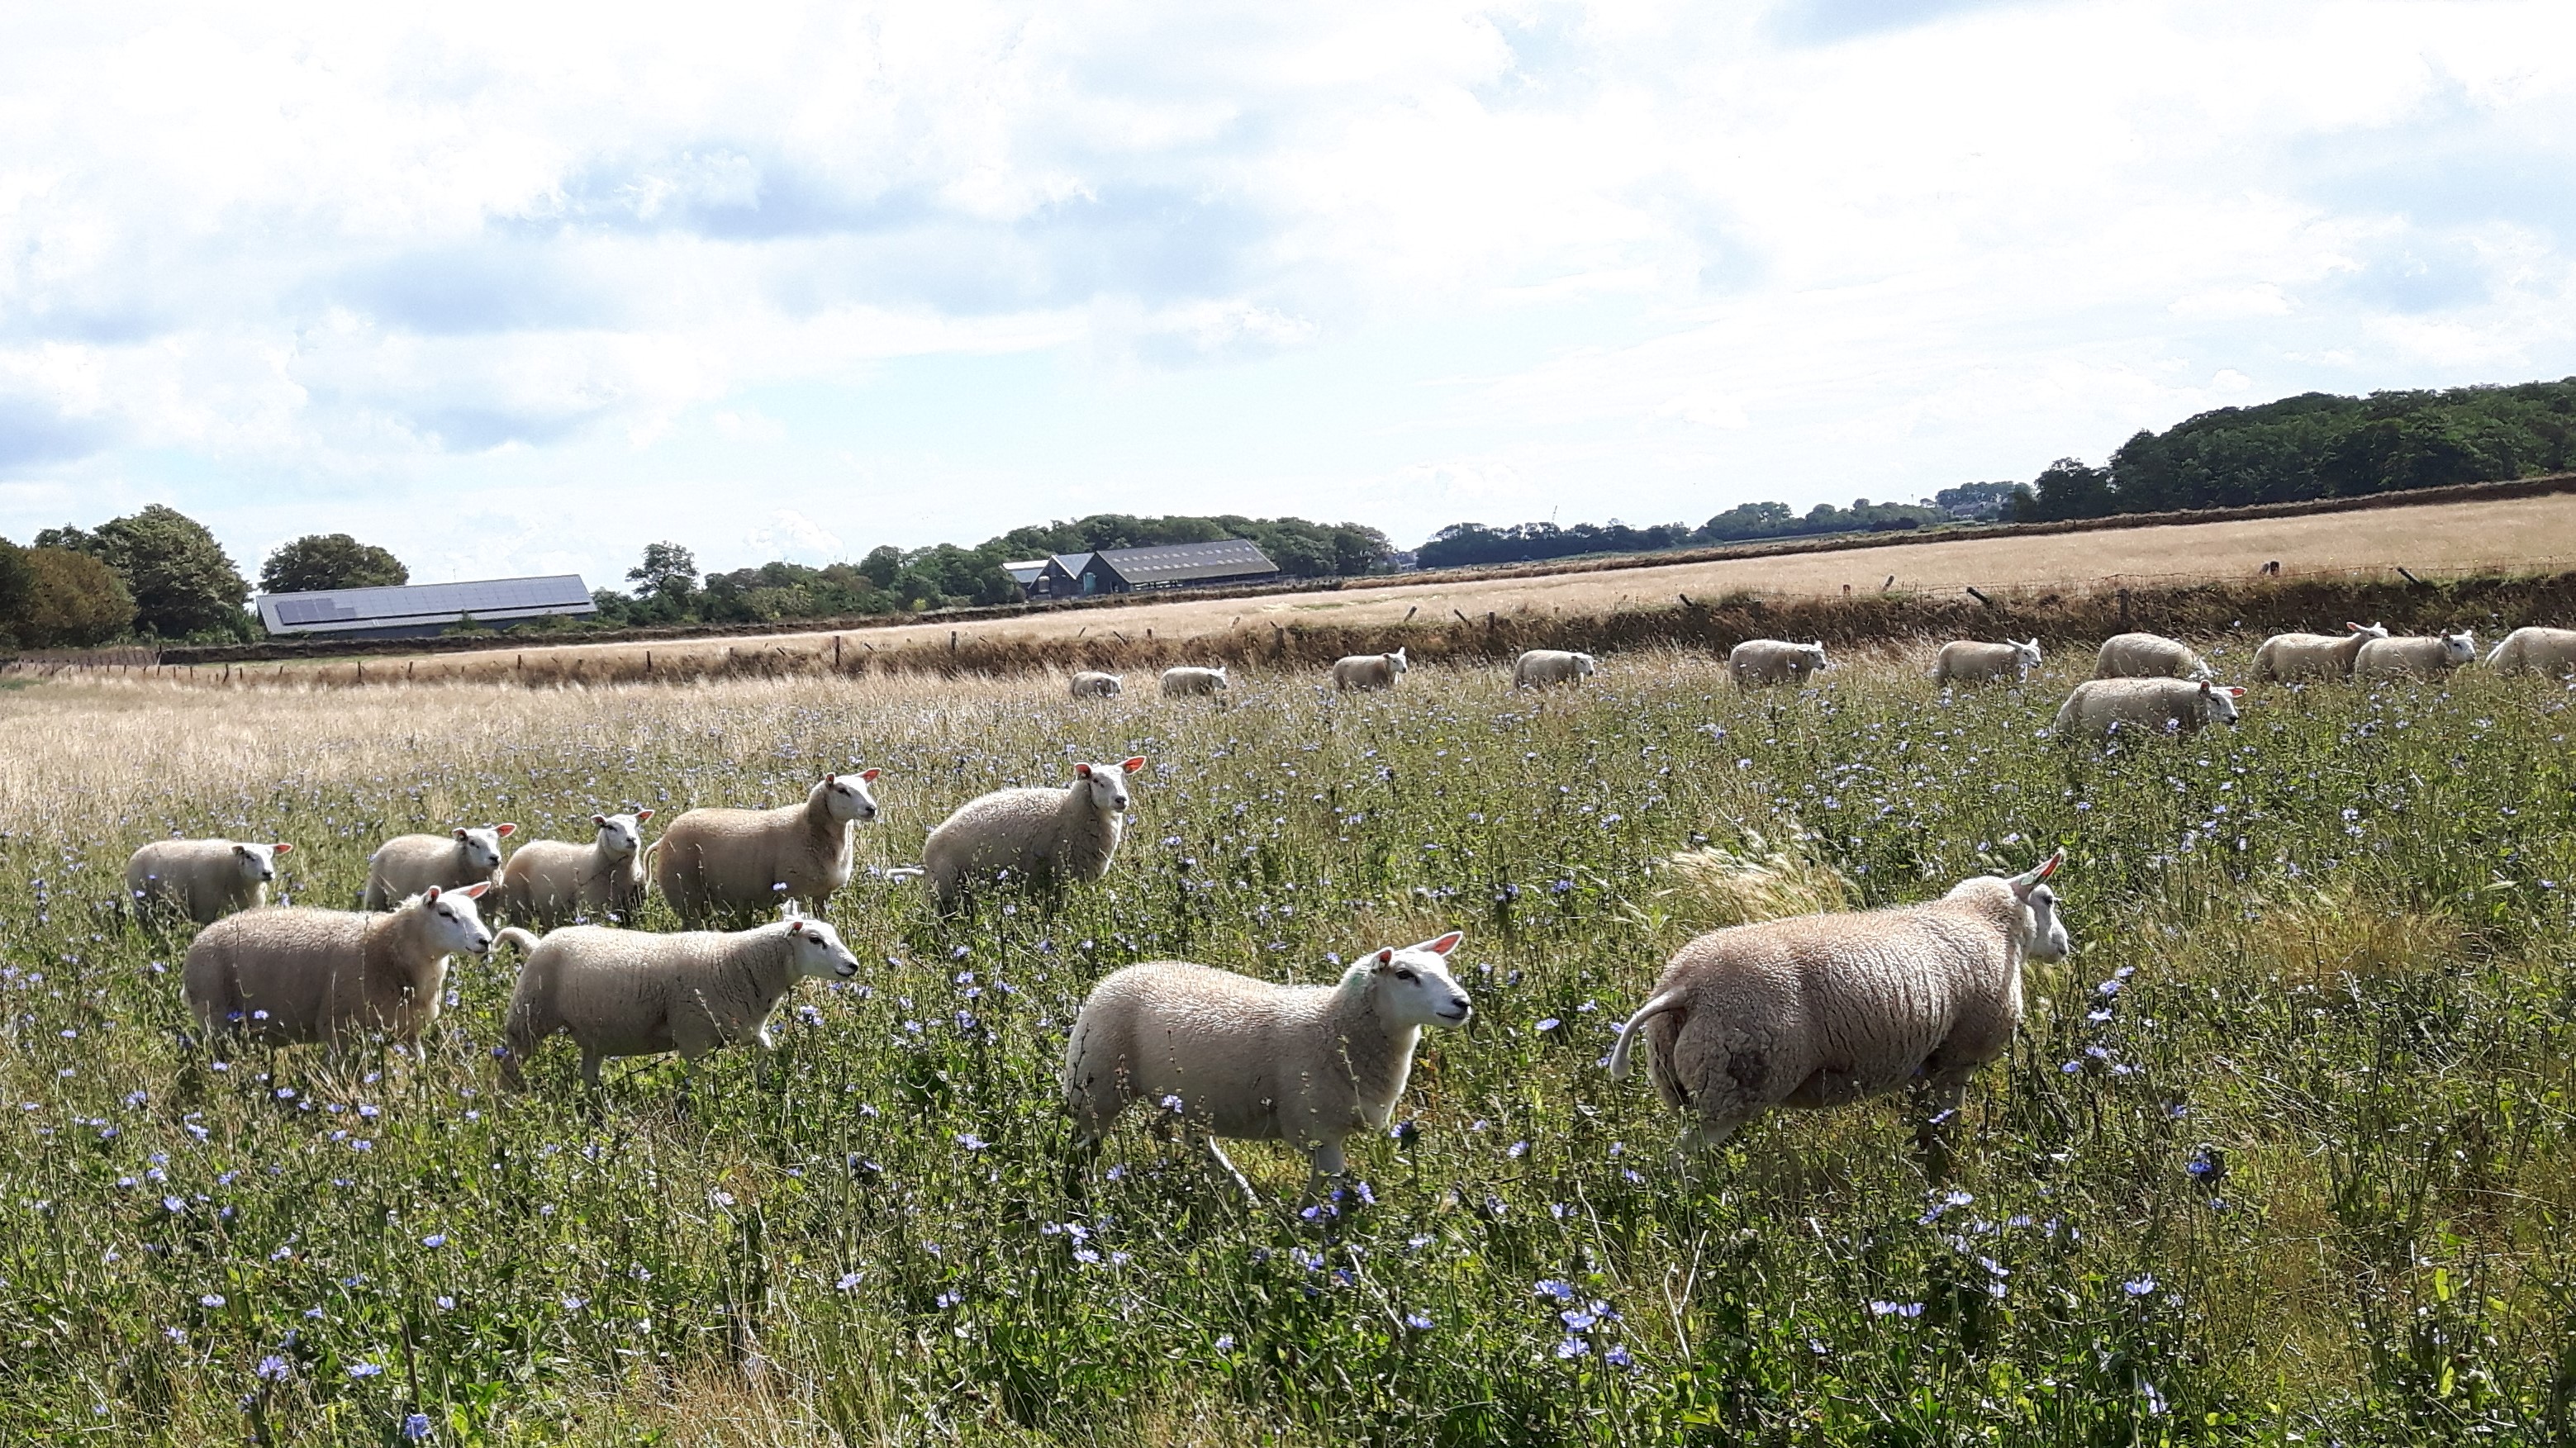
xmin=1421 ymin=929 xmax=1464 ymax=956
xmin=272 ymin=843 xmax=294 ymax=857
xmin=423 ymin=885 xmax=444 ymax=902
xmin=456 ymin=881 xmax=492 ymax=899
xmin=1121 ymin=756 xmax=1146 ymax=773
xmin=635 ymin=809 xmax=654 ymax=823
xmin=2009 ymin=849 xmax=2065 ymax=898
xmin=593 ymin=814 xmax=609 ymax=828
xmin=453 ymin=828 xmax=470 ymax=840
xmin=1074 ymin=763 xmax=1093 ymax=778
xmin=495 ymin=823 xmax=516 ymax=838
xmin=1373 ymin=947 xmax=1397 ymax=969
xmin=2198 ymin=680 xmax=2213 ymax=695
xmin=859 ymin=768 xmax=882 ymax=782
xmin=234 ymin=844 xmax=254 ymax=857
xmin=2224 ymin=686 xmax=2246 ymax=698
xmin=822 ymin=773 xmax=836 ymax=785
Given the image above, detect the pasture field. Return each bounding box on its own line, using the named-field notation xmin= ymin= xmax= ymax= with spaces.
xmin=2 ymin=648 xmax=2574 ymax=1444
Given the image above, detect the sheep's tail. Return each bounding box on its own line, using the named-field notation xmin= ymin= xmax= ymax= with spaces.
xmin=495 ymin=927 xmax=542 ymax=956
xmin=1607 ymin=990 xmax=1686 ymax=1081
xmin=2486 ymin=636 xmax=2513 ymax=668
xmin=884 ymin=866 xmax=927 ymax=884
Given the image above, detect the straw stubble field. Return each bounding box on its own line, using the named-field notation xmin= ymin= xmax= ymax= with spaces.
xmin=1 ymin=646 xmax=2572 ymax=1443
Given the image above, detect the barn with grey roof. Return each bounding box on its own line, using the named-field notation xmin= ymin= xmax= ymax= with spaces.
xmin=256 ymin=576 xmax=597 ymax=640
xmin=1027 ymin=540 xmax=1280 ymax=599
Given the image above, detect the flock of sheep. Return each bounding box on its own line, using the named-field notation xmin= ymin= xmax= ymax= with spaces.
xmin=116 ymin=620 xmax=2576 ymax=1199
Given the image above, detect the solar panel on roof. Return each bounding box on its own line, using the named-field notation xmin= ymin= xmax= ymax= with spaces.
xmin=258 ymin=575 xmax=596 ymax=632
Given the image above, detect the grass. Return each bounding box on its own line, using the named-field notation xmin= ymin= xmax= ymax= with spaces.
xmin=2 ymin=649 xmax=2573 ymax=1443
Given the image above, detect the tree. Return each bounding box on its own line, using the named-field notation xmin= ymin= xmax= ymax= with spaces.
xmin=37 ymin=505 xmax=250 ymax=640
xmin=259 ymin=534 xmax=410 ymax=595
xmin=11 ymin=547 xmax=134 ymax=647
xmin=626 ymin=542 xmax=699 ymax=601
xmin=0 ymin=539 xmax=31 ymax=645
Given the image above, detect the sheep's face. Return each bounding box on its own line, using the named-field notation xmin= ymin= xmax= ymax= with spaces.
xmin=2196 ymin=682 xmax=2244 ymax=725
xmin=453 ymin=824 xmax=513 ymax=872
xmin=1210 ymin=668 xmax=1229 ymax=690
xmin=782 ymin=918 xmax=861 ymax=980
xmin=591 ymin=812 xmax=649 ymax=860
xmin=2006 ymin=852 xmax=2071 ymax=962
xmin=2013 ymin=639 xmax=2042 ymax=672
xmin=1101 ymin=676 xmax=1123 ymax=695
xmin=1073 ymin=757 xmax=1145 ymax=812
xmin=1388 ymin=648 xmax=1408 ymax=675
xmin=2347 ymin=621 xmax=2390 ymax=641
xmin=232 ymin=842 xmax=288 ymax=883
xmin=418 ymin=883 xmax=495 ymax=957
xmin=2441 ymin=630 xmax=2476 ymax=664
xmin=820 ymin=770 xmax=882 ymax=824
xmin=1799 ymin=643 xmax=1828 ymax=672
xmin=1574 ymin=653 xmax=1597 ymax=677
xmin=1371 ymin=930 xmax=1472 ymax=1028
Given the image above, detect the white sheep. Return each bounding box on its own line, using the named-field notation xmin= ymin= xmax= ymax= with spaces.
xmin=1513 ymin=649 xmax=1597 ymax=687
xmin=1070 ymin=671 xmax=1124 ymax=698
xmin=498 ymin=810 xmax=654 ymax=928
xmin=497 ymin=916 xmax=859 ymax=1088
xmin=2090 ymin=632 xmax=2211 ymax=680
xmin=1063 ymin=930 xmax=1473 ymax=1199
xmin=126 ymin=838 xmax=295 ymax=924
xmin=2486 ymin=626 xmax=2576 ymax=677
xmin=649 ymin=771 xmax=881 ymax=923
xmin=1159 ymin=666 xmax=1229 ymax=697
xmin=1609 ymin=854 xmax=2067 ymax=1166
xmin=363 ymin=824 xmax=516 ymax=910
xmin=183 ymin=883 xmax=496 ymax=1047
xmin=1330 ymin=648 xmax=1408 ymax=691
xmin=1931 ymin=639 xmax=2041 ymax=685
xmin=889 ymin=758 xmax=1143 ymax=906
xmin=2052 ymin=677 xmax=2244 ymax=738
xmin=2251 ymin=622 xmax=2389 ymax=682
xmin=1728 ymin=639 xmax=1828 ymax=689
xmin=2354 ymin=629 xmax=2478 ymax=681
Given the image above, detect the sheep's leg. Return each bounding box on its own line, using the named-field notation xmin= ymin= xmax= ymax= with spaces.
xmin=1302 ymin=1137 xmax=1347 ymax=1204
xmin=1200 ymin=1137 xmax=1259 ymax=1204
xmin=580 ymin=1048 xmax=605 ymax=1090
xmin=1674 ymin=1118 xmax=1742 ymax=1187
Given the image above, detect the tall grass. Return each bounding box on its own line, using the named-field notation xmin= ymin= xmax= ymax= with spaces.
xmin=0 ymin=652 xmax=2571 ymax=1443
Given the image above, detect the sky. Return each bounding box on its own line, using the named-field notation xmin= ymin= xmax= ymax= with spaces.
xmin=2 ymin=1 xmax=2574 ymax=589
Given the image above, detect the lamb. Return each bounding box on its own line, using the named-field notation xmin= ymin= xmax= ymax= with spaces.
xmin=1513 ymin=649 xmax=1597 ymax=687
xmin=125 ymin=839 xmax=295 ymax=924
xmin=498 ymin=810 xmax=654 ymax=928
xmin=2354 ymin=629 xmax=2478 ymax=681
xmin=1070 ymin=671 xmax=1124 ymax=698
xmin=1609 ymin=854 xmax=2067 ymax=1171
xmin=2089 ymin=632 xmax=2211 ymax=680
xmin=1063 ymin=930 xmax=1473 ymax=1200
xmin=497 ymin=916 xmax=860 ymax=1089
xmin=2251 ymin=622 xmax=2389 ymax=681
xmin=1330 ymin=648 xmax=1408 ymax=691
xmin=649 ymin=772 xmax=881 ymax=923
xmin=889 ymin=758 xmax=1143 ymax=906
xmin=362 ymin=824 xmax=516 ymax=910
xmin=2485 ymin=626 xmax=2576 ymax=677
xmin=1728 ymin=639 xmax=1828 ymax=689
xmin=1931 ymin=639 xmax=2041 ymax=686
xmin=1159 ymin=666 xmax=1229 ymax=697
xmin=2052 ymin=677 xmax=2244 ymax=738
xmin=183 ymin=883 xmax=495 ymax=1047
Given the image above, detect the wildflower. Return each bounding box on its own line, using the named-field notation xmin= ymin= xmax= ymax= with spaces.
xmin=349 ymin=1363 xmax=386 ymax=1379
xmin=256 ymin=1355 xmax=290 ymax=1382
xmin=402 ymin=1412 xmax=433 ymax=1440
xmin=1555 ymin=1336 xmax=1590 ymax=1359
xmin=1604 ymin=1344 xmax=1635 ymax=1369
xmin=836 ymin=1271 xmax=863 ymax=1290
xmin=560 ymin=1296 xmax=587 ymax=1313
xmin=1869 ymin=1300 xmax=1924 ymax=1317
xmin=200 ymin=1294 xmax=226 ymax=1308
xmin=435 ymin=1296 xmax=454 ymax=1310
xmin=1533 ymin=1279 xmax=1575 ymax=1303
xmin=1561 ymin=1307 xmax=1598 ymax=1331
xmin=1213 ymin=1334 xmax=1236 ymax=1352
xmin=1404 ymin=1311 xmax=1433 ymax=1331
xmin=164 ymin=1195 xmax=184 ymax=1213
xmin=2123 ymin=1275 xmax=2158 ymax=1297
xmin=420 ymin=1234 xmax=446 ymax=1249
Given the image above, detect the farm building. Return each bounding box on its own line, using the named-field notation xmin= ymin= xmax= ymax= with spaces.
xmin=1002 ymin=559 xmax=1049 ymax=591
xmin=1026 ymin=539 xmax=1281 ymax=599
xmin=256 ymin=575 xmax=597 ymax=641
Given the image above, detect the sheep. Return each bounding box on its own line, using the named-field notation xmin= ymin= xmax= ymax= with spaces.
xmin=888 ymin=758 xmax=1143 ymax=906
xmin=1159 ymin=666 xmax=1229 ymax=697
xmin=125 ymin=839 xmax=295 ymax=924
xmin=362 ymin=824 xmax=516 ymax=910
xmin=1609 ymin=853 xmax=2067 ymax=1173
xmin=1931 ymin=639 xmax=2041 ymax=686
xmin=498 ymin=810 xmax=655 ymax=928
xmin=183 ymin=883 xmax=496 ymax=1047
xmin=649 ymin=771 xmax=881 ymax=923
xmin=2052 ymin=677 xmax=2244 ymax=738
xmin=497 ymin=916 xmax=860 ymax=1089
xmin=1513 ymin=649 xmax=1597 ymax=687
xmin=2354 ymin=629 xmax=2478 ymax=681
xmin=2089 ymin=632 xmax=2211 ymax=680
xmin=1070 ymin=671 xmax=1124 ymax=698
xmin=1063 ymin=930 xmax=1472 ymax=1200
xmin=2486 ymin=626 xmax=2576 ymax=677
xmin=2251 ymin=622 xmax=2389 ymax=682
xmin=1330 ymin=648 xmax=1408 ymax=691
xmin=1728 ymin=639 xmax=1827 ymax=689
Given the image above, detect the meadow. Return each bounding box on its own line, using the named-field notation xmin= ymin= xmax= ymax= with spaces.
xmin=1 ymin=646 xmax=2572 ymax=1444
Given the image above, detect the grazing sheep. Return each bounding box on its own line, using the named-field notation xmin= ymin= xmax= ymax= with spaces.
xmin=2090 ymin=632 xmax=2211 ymax=681
xmin=497 ymin=917 xmax=860 ymax=1089
xmin=126 ymin=839 xmax=295 ymax=924
xmin=1609 ymin=854 xmax=2067 ymax=1169
xmin=2052 ymin=677 xmax=2244 ymax=738
xmin=2355 ymin=629 xmax=2478 ymax=681
xmin=649 ymin=772 xmax=881 ymax=923
xmin=1063 ymin=930 xmax=1473 ymax=1199
xmin=1330 ymin=648 xmax=1408 ymax=691
xmin=890 ymin=758 xmax=1143 ymax=906
xmin=2251 ymin=622 xmax=2389 ymax=682
xmin=1514 ymin=649 xmax=1597 ymax=687
xmin=1070 ymin=671 xmax=1124 ymax=698
xmin=183 ymin=884 xmax=496 ymax=1047
xmin=1729 ymin=639 xmax=1828 ymax=689
xmin=2486 ymin=626 xmax=2576 ymax=677
xmin=1931 ymin=639 xmax=2041 ymax=686
xmin=1159 ymin=666 xmax=1229 ymax=697
xmin=363 ymin=824 xmax=516 ymax=910
xmin=499 ymin=811 xmax=654 ymax=928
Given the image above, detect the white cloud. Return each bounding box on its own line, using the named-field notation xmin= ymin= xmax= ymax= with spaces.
xmin=743 ymin=509 xmax=844 ymax=563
